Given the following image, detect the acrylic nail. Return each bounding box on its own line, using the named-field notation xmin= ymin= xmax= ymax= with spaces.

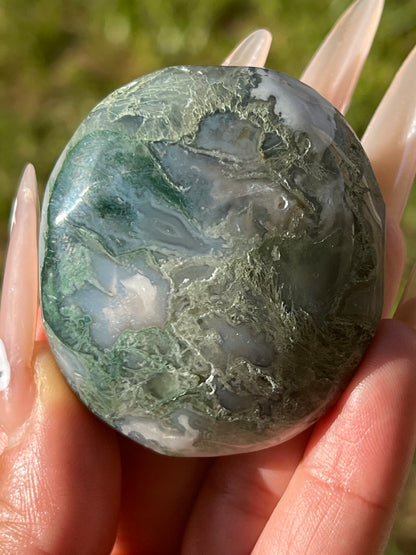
xmin=362 ymin=46 xmax=416 ymax=223
xmin=222 ymin=29 xmax=272 ymax=68
xmin=0 ymin=164 xmax=39 ymax=434
xmin=301 ymin=0 xmax=384 ymax=114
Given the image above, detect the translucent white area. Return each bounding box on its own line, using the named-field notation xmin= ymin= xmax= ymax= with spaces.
xmin=69 ymin=257 xmax=169 ymax=349
xmin=119 ymin=412 xmax=199 ymax=453
xmin=101 ymin=272 xmax=161 ymax=338
xmin=251 ymin=71 xmax=336 ymax=155
xmin=208 ymin=316 xmax=274 ymax=367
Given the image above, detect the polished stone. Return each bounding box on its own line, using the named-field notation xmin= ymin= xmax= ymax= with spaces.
xmin=40 ymin=66 xmax=385 ymax=456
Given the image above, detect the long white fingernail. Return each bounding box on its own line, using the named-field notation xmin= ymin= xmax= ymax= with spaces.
xmin=0 ymin=164 xmax=39 ymax=433
xmin=222 ymin=29 xmax=272 ymax=68
xmin=301 ymin=0 xmax=384 ymax=113
xmin=362 ymin=46 xmax=416 ymax=222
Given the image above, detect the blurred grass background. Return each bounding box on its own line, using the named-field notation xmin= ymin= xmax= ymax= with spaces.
xmin=0 ymin=0 xmax=415 ymax=552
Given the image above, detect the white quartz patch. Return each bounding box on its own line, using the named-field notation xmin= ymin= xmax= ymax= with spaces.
xmin=101 ymin=272 xmax=164 ymax=343
xmin=0 ymin=339 xmax=11 ymax=391
xmin=120 ymin=273 xmax=158 ymax=319
xmin=70 ymin=264 xmax=168 ymax=348
xmin=119 ymin=412 xmax=199 ymax=453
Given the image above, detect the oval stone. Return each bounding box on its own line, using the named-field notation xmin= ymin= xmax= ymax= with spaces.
xmin=40 ymin=66 xmax=385 ymax=456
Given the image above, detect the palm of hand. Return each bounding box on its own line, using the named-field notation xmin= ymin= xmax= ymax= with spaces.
xmin=1 ymin=1 xmax=416 ymax=553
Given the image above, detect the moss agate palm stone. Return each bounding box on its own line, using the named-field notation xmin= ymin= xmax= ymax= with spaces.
xmin=40 ymin=66 xmax=384 ymax=456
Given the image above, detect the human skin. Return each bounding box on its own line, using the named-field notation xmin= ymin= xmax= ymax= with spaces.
xmin=0 ymin=0 xmax=416 ymax=553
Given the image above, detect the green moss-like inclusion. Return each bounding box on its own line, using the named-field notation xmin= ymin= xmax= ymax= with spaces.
xmin=40 ymin=66 xmax=384 ymax=451
xmin=42 ymin=218 xmax=376 ymax=446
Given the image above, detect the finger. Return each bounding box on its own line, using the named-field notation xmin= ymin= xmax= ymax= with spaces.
xmin=362 ymin=46 xmax=416 ymax=224
xmin=0 ymin=165 xmax=38 ymax=436
xmin=252 ymin=319 xmax=416 ymax=555
xmin=0 ymin=167 xmax=121 ymax=552
xmin=301 ymin=0 xmax=384 ymax=113
xmin=0 ymin=345 xmax=121 ymax=554
xmin=222 ymin=29 xmax=272 ymax=68
xmin=182 ymin=432 xmax=309 ymax=555
xmin=394 ymin=269 xmax=416 ymax=551
xmin=112 ymin=438 xmax=210 ymax=555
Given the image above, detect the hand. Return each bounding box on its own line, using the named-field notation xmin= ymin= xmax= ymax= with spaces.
xmin=1 ymin=0 xmax=416 ymax=553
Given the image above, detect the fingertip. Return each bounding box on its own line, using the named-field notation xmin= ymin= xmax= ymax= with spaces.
xmin=253 ymin=318 xmax=416 ymax=554
xmin=306 ymin=317 xmax=416 ymax=499
xmin=358 ymin=318 xmax=416 ymax=381
xmin=313 ymin=318 xmax=416 ymax=441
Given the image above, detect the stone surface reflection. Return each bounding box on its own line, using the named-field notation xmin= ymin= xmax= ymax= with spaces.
xmin=40 ymin=66 xmax=385 ymax=456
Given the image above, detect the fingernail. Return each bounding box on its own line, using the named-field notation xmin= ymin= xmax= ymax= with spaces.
xmin=301 ymin=0 xmax=384 ymax=113
xmin=222 ymin=29 xmax=272 ymax=68
xmin=395 ymin=264 xmax=416 ymax=330
xmin=362 ymin=46 xmax=416 ymax=223
xmin=0 ymin=164 xmax=39 ymax=434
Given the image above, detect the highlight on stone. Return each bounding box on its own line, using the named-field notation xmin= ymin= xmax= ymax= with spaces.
xmin=40 ymin=66 xmax=385 ymax=456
